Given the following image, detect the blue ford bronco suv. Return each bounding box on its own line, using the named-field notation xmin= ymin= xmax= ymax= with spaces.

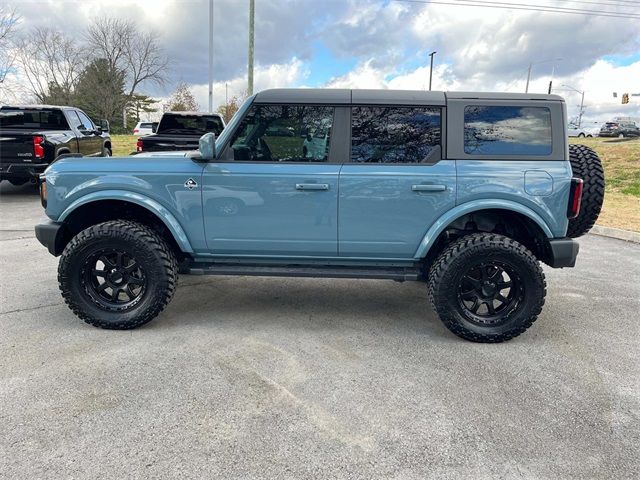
xmin=35 ymin=89 xmax=605 ymax=342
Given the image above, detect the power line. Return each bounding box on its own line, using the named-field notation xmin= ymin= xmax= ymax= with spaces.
xmin=452 ymin=0 xmax=640 ymax=14
xmin=393 ymin=0 xmax=640 ymax=19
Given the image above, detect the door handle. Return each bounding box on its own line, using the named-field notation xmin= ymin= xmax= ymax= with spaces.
xmin=296 ymin=183 xmax=330 ymax=191
xmin=412 ymin=184 xmax=447 ymax=192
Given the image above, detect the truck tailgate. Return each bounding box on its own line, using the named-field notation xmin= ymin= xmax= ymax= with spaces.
xmin=0 ymin=131 xmax=36 ymax=165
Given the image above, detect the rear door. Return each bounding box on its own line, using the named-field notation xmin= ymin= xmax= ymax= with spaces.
xmin=338 ymin=105 xmax=456 ymax=258
xmin=202 ymin=103 xmax=341 ymax=256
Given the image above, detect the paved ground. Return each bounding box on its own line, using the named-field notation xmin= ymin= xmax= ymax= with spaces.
xmin=1 ymin=181 xmax=638 ymax=479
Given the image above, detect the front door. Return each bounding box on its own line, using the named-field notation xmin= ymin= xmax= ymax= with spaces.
xmin=202 ymin=103 xmax=340 ymax=256
xmin=338 ymin=106 xmax=456 ymax=258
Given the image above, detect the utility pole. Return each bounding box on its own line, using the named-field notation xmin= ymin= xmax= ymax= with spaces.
xmin=525 ymin=63 xmax=532 ymax=93
xmin=248 ymin=0 xmax=255 ymax=96
xmin=562 ymin=84 xmax=585 ymax=128
xmin=208 ymin=0 xmax=214 ymax=112
xmin=428 ymin=51 xmax=436 ymax=91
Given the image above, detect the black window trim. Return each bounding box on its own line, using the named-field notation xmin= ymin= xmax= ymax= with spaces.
xmin=346 ymin=104 xmax=445 ymax=166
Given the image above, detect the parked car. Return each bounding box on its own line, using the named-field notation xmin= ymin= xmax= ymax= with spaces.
xmin=35 ymin=89 xmax=605 ymax=342
xmin=132 ymin=121 xmax=157 ymax=136
xmin=567 ymin=123 xmax=598 ymax=138
xmin=136 ymin=111 xmax=225 ymax=152
xmin=0 ymin=105 xmax=111 ymax=185
xmin=599 ymin=121 xmax=640 ymax=138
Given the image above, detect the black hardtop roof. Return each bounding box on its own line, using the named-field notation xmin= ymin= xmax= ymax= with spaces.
xmin=253 ymin=88 xmax=564 ymax=105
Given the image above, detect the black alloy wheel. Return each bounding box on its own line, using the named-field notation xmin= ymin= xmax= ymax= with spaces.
xmin=83 ymin=248 xmax=147 ymax=311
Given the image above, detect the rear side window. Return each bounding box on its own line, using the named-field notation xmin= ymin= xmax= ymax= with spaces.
xmin=464 ymin=106 xmax=552 ymax=156
xmin=351 ymin=106 xmax=441 ymax=163
xmin=158 ymin=114 xmax=224 ymax=135
xmin=140 ymin=123 xmax=153 ymax=128
xmin=229 ymin=104 xmax=334 ymax=162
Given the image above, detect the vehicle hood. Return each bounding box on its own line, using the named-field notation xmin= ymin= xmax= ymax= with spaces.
xmin=44 ymin=154 xmax=198 ymax=176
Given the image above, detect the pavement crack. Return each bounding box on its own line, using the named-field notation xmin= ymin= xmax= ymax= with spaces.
xmin=1 ymin=302 xmax=63 ymax=316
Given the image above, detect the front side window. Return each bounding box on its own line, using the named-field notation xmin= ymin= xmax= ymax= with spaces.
xmin=464 ymin=106 xmax=552 ymax=156
xmin=229 ymin=105 xmax=334 ymax=162
xmin=351 ymin=106 xmax=441 ymax=164
xmin=76 ymin=111 xmax=95 ymax=131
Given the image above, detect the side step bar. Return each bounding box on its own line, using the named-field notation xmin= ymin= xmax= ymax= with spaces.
xmin=187 ymin=263 xmax=421 ymax=281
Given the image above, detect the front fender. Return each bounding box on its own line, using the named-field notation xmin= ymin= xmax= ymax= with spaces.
xmin=58 ymin=190 xmax=194 ymax=253
xmin=413 ymin=199 xmax=554 ymax=259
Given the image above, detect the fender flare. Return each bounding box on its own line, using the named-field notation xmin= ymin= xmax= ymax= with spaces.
xmin=58 ymin=190 xmax=194 ymax=253
xmin=413 ymin=199 xmax=554 ymax=259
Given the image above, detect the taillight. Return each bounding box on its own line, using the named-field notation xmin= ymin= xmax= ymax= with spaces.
xmin=136 ymin=138 xmax=143 ymax=152
xmin=567 ymin=178 xmax=583 ymax=219
xmin=133 ymin=129 xmax=139 ymax=133
xmin=39 ymin=176 xmax=47 ymax=208
xmin=33 ymin=136 xmax=45 ymax=160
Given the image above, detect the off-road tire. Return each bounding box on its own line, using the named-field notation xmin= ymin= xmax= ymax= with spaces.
xmin=428 ymin=233 xmax=546 ymax=343
xmin=567 ymin=144 xmax=605 ymax=238
xmin=58 ymin=220 xmax=177 ymax=329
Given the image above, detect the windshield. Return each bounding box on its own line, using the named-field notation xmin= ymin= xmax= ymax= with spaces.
xmin=0 ymin=108 xmax=70 ymax=130
xmin=157 ymin=114 xmax=224 ymax=135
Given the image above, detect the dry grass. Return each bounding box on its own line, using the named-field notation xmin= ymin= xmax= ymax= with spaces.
xmin=110 ymin=135 xmax=640 ymax=231
xmin=572 ymin=137 xmax=640 ymax=231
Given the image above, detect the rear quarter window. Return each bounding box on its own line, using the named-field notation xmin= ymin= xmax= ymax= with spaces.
xmin=464 ymin=106 xmax=552 ymax=156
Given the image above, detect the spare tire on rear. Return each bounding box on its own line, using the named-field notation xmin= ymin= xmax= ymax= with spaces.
xmin=567 ymin=144 xmax=605 ymax=238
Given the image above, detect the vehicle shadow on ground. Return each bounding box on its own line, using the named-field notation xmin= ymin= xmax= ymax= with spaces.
xmin=155 ymin=275 xmax=451 ymax=339
xmin=0 ymin=180 xmax=39 ymax=197
xmin=601 ymin=138 xmax=640 ymax=143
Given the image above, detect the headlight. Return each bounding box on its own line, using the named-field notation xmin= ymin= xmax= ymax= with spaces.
xmin=39 ymin=176 xmax=47 ymax=208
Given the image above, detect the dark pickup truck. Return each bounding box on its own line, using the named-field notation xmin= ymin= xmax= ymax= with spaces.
xmin=136 ymin=111 xmax=225 ymax=153
xmin=0 ymin=105 xmax=111 ymax=185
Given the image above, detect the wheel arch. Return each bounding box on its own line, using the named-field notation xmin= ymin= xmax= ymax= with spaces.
xmin=415 ymin=202 xmax=554 ymax=263
xmin=59 ymin=193 xmax=193 ymax=255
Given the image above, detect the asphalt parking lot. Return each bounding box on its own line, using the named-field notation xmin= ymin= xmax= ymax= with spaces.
xmin=1 ymin=181 xmax=638 ymax=479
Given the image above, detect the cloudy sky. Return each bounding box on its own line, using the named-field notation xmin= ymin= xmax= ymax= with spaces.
xmin=4 ymin=0 xmax=640 ymax=123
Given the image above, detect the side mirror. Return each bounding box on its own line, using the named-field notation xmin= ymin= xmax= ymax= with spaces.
xmin=100 ymin=119 xmax=110 ymax=132
xmin=199 ymin=132 xmax=216 ymax=161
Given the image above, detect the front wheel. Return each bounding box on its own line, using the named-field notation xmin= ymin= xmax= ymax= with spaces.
xmin=428 ymin=233 xmax=546 ymax=342
xmin=58 ymin=220 xmax=177 ymax=329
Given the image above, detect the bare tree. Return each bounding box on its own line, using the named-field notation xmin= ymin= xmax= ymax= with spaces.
xmin=85 ymin=17 xmax=168 ymax=102
xmin=164 ymin=82 xmax=199 ymax=112
xmin=17 ymin=27 xmax=86 ymax=103
xmin=0 ymin=6 xmax=20 ymax=87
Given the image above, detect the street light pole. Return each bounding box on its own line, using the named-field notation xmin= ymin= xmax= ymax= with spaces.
xmin=428 ymin=51 xmax=436 ymax=91
xmin=208 ymin=0 xmax=214 ymax=112
xmin=525 ymin=63 xmax=532 ymax=93
xmin=248 ymin=0 xmax=255 ymax=96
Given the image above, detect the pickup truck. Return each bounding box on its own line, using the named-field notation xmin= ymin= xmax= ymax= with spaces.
xmin=35 ymin=89 xmax=605 ymax=343
xmin=135 ymin=111 xmax=225 ymax=153
xmin=0 ymin=105 xmax=111 ymax=185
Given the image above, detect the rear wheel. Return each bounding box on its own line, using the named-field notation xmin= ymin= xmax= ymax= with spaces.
xmin=567 ymin=144 xmax=605 ymax=238
xmin=428 ymin=233 xmax=546 ymax=343
xmin=102 ymin=146 xmax=112 ymax=157
xmin=58 ymin=220 xmax=177 ymax=329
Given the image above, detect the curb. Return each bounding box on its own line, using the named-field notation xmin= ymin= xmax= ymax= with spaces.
xmin=590 ymin=225 xmax=640 ymax=244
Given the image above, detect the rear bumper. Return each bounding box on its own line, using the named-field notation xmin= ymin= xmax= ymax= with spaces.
xmin=0 ymin=163 xmax=48 ymax=179
xmin=35 ymin=220 xmax=68 ymax=256
xmin=546 ymin=238 xmax=579 ymax=268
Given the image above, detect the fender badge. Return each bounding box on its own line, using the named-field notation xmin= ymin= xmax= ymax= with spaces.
xmin=184 ymin=178 xmax=198 ymax=190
